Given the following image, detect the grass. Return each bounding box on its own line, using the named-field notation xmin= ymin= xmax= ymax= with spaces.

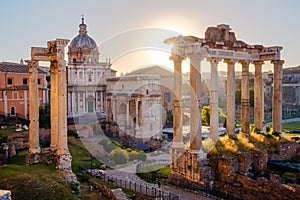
xmin=0 ymin=153 xmax=77 ymax=200
xmin=0 ymin=126 xmax=28 ymax=137
xmin=282 ymin=121 xmax=300 ymax=135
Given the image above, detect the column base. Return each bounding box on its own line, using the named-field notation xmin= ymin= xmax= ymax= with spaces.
xmin=171 ymin=142 xmax=185 ymax=149
xmin=188 ymin=149 xmax=207 ymax=160
xmin=26 ymin=152 xmax=40 ymax=165
xmin=55 ymin=153 xmax=72 ymax=171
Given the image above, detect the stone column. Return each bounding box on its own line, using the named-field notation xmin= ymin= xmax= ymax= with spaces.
xmin=272 ymin=60 xmax=284 ymax=133
xmin=100 ymin=91 xmax=104 ymax=112
xmin=240 ymin=60 xmax=250 ymax=134
xmin=253 ymin=61 xmax=264 ymax=131
xmin=50 ymin=62 xmax=58 ymax=150
xmin=26 ymin=60 xmax=40 ymax=154
xmin=126 ymin=96 xmax=130 ymax=125
xmin=189 ymin=55 xmax=203 ymax=153
xmin=95 ymin=91 xmax=98 ymax=111
xmin=170 ymin=54 xmax=184 ymax=147
xmin=208 ymin=58 xmax=220 ymax=142
xmin=224 ymin=59 xmax=236 ymax=135
xmin=24 ymin=90 xmax=28 ymax=119
xmin=135 ymin=99 xmax=139 ymax=128
xmin=3 ymin=91 xmax=7 ymax=117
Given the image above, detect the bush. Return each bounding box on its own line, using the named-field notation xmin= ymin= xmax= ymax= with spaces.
xmin=272 ymin=131 xmax=281 ymax=137
xmin=266 ymin=125 xmax=271 ymax=133
xmin=129 ymin=150 xmax=146 ymax=161
xmin=99 ymin=139 xmax=116 ymax=153
xmin=67 ymin=130 xmax=79 ymax=138
xmin=109 ymin=148 xmax=129 ymax=165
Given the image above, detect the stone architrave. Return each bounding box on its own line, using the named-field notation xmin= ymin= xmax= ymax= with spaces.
xmin=272 ymin=60 xmax=284 ymax=133
xmin=207 ymin=58 xmax=220 ymax=142
xmin=26 ymin=60 xmax=41 ymax=154
xmin=224 ymin=59 xmax=236 ymax=135
xmin=170 ymin=54 xmax=185 ymax=148
xmin=240 ymin=60 xmax=250 ymax=134
xmin=253 ymin=61 xmax=264 ymax=131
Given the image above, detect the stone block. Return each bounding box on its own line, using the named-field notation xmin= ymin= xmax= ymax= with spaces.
xmin=0 ymin=190 xmax=11 ymax=200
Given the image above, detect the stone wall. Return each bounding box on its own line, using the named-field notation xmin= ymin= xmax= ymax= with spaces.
xmin=168 ymin=149 xmax=212 ymax=190
xmin=0 ymin=189 xmax=11 ymax=200
xmin=89 ymin=180 xmax=129 ymax=200
xmin=214 ymin=146 xmax=300 ymax=200
xmin=269 ymin=142 xmax=300 ymax=161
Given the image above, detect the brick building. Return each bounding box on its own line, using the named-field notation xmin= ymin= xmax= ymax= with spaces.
xmin=0 ymin=61 xmax=48 ymax=120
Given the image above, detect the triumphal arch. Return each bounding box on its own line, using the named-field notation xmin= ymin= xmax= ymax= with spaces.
xmin=165 ymin=24 xmax=284 ymax=188
xmin=25 ymin=39 xmax=73 ymax=172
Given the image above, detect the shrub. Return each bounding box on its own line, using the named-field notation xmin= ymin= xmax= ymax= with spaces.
xmin=272 ymin=131 xmax=281 ymax=137
xmin=266 ymin=125 xmax=271 ymax=133
xmin=99 ymin=139 xmax=116 ymax=153
xmin=67 ymin=130 xmax=79 ymax=138
xmin=113 ymin=141 xmax=122 ymax=148
xmin=109 ymin=148 xmax=129 ymax=165
xmin=129 ymin=150 xmax=146 ymax=161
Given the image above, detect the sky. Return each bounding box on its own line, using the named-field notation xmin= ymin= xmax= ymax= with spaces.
xmin=1 ymin=0 xmax=300 ymax=74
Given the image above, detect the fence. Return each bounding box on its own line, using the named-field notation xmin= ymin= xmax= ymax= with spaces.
xmin=102 ymin=173 xmax=179 ymax=200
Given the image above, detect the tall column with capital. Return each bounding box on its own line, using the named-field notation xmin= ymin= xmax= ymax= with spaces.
xmin=189 ymin=55 xmax=203 ymax=153
xmin=171 ymin=55 xmax=184 ymax=147
xmin=50 ymin=61 xmax=59 ymax=150
xmin=224 ymin=59 xmax=236 ymax=135
xmin=26 ymin=60 xmax=41 ymax=154
xmin=240 ymin=60 xmax=250 ymax=134
xmin=254 ymin=61 xmax=264 ymax=131
xmin=272 ymin=60 xmax=284 ymax=133
xmin=55 ymin=39 xmax=71 ymax=164
xmin=208 ymin=58 xmax=220 ymax=142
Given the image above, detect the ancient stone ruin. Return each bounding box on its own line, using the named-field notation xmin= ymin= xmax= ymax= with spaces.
xmin=25 ymin=39 xmax=76 ymax=182
xmin=164 ymin=24 xmax=296 ymax=199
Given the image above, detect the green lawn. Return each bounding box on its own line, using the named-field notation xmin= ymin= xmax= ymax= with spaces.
xmin=282 ymin=121 xmax=300 ymax=136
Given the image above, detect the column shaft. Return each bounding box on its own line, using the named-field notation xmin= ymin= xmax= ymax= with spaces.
xmin=27 ymin=60 xmax=40 ymax=153
xmin=171 ymin=55 xmax=184 ymax=147
xmin=50 ymin=62 xmax=58 ymax=150
xmin=272 ymin=60 xmax=284 ymax=133
xmin=189 ymin=55 xmax=202 ymax=152
xmin=57 ymin=58 xmax=69 ymax=155
xmin=240 ymin=60 xmax=250 ymax=134
xmin=208 ymin=58 xmax=220 ymax=142
xmin=254 ymin=61 xmax=264 ymax=131
xmin=224 ymin=59 xmax=236 ymax=135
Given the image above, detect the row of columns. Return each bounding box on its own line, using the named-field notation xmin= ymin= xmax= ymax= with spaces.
xmin=171 ymin=54 xmax=284 ymax=154
xmin=68 ymin=90 xmax=105 ymax=113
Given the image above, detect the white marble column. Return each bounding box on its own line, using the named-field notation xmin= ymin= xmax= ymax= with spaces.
xmin=100 ymin=91 xmax=104 ymax=112
xmin=57 ymin=58 xmax=68 ymax=155
xmin=224 ymin=59 xmax=236 ymax=135
xmin=135 ymin=99 xmax=139 ymax=128
xmin=272 ymin=60 xmax=284 ymax=133
xmin=50 ymin=62 xmax=58 ymax=150
xmin=126 ymin=96 xmax=130 ymax=125
xmin=171 ymin=54 xmax=184 ymax=147
xmin=26 ymin=60 xmax=40 ymax=154
xmin=3 ymin=91 xmax=7 ymax=117
xmin=253 ymin=61 xmax=264 ymax=131
xmin=95 ymin=91 xmax=98 ymax=111
xmin=189 ymin=55 xmax=203 ymax=153
xmin=208 ymin=58 xmax=220 ymax=142
xmin=24 ymin=90 xmax=28 ymax=119
xmin=240 ymin=60 xmax=250 ymax=134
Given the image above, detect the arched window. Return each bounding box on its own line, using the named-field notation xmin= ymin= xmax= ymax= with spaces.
xmin=10 ymin=107 xmax=16 ymax=116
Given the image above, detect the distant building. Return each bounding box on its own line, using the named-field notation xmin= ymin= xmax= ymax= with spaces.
xmin=126 ymin=65 xmax=174 ymax=111
xmin=106 ymin=75 xmax=162 ymax=142
xmin=264 ymin=66 xmax=300 ymax=116
xmin=67 ymin=17 xmax=116 ymax=118
xmin=0 ymin=61 xmax=48 ymax=119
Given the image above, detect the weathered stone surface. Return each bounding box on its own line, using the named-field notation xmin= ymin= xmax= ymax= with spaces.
xmin=0 ymin=189 xmax=11 ymax=200
xmin=269 ymin=142 xmax=300 ymax=161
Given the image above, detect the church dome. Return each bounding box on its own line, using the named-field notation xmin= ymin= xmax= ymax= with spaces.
xmin=68 ymin=17 xmax=100 ymax=65
xmin=69 ymin=17 xmax=97 ymax=49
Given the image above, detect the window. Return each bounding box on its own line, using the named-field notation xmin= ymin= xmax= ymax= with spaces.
xmin=7 ymin=78 xmax=12 ymax=85
xmin=10 ymin=107 xmax=16 ymax=116
xmin=164 ymin=92 xmax=171 ymax=102
xmin=88 ymin=74 xmax=92 ymax=82
xmin=23 ymin=78 xmax=28 ymax=85
xmin=79 ymin=72 xmax=83 ymax=79
xmin=38 ymin=79 xmax=41 ymax=85
xmin=12 ymin=92 xmax=18 ymax=99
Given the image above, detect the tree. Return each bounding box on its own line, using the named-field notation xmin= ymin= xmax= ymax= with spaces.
xmin=201 ymin=106 xmax=226 ymax=126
